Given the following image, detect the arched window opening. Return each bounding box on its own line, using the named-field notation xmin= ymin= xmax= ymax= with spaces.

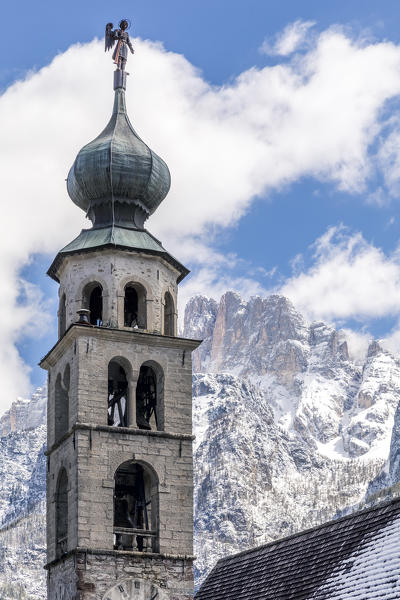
xmin=136 ymin=366 xmax=156 ymax=430
xmin=108 ymin=361 xmax=128 ymax=427
xmin=56 ymin=469 xmax=68 ymax=558
xmin=114 ymin=461 xmax=159 ymax=553
xmin=82 ymin=282 xmax=103 ymax=326
xmin=136 ymin=363 xmax=164 ymax=431
xmin=163 ymin=292 xmax=175 ymax=336
xmin=124 ymin=286 xmax=138 ymax=327
xmin=59 ymin=294 xmax=66 ymax=337
xmin=124 ymin=283 xmax=147 ymax=329
xmin=55 ymin=365 xmax=70 ymax=441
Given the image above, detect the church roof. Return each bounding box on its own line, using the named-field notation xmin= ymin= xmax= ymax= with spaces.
xmin=196 ymin=495 xmax=400 ymax=600
xmin=47 ymin=225 xmax=189 ymax=283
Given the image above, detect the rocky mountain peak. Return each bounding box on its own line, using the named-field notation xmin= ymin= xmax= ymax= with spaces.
xmin=184 ymin=292 xmax=400 ymax=459
xmin=0 ymin=385 xmax=47 ymax=437
xmin=367 ymin=340 xmax=384 ymax=358
xmin=184 ymin=295 xmax=218 ymax=372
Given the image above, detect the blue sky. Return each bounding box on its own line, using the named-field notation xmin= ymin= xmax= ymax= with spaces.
xmin=3 ymin=1 xmax=400 ymax=87
xmin=2 ymin=0 xmax=400 ymax=405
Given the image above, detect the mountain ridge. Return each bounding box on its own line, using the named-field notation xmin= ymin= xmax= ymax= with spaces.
xmin=1 ymin=292 xmax=400 ymax=597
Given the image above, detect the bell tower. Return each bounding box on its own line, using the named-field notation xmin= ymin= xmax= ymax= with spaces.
xmin=41 ymin=43 xmax=200 ymax=600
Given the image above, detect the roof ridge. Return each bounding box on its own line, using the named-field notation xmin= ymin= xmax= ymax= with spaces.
xmin=216 ymin=494 xmax=400 ymax=565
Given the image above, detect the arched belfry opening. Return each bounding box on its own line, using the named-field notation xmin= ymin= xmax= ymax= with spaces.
xmin=124 ymin=283 xmax=147 ymax=329
xmin=114 ymin=461 xmax=159 ymax=553
xmin=108 ymin=360 xmax=129 ymax=427
xmin=55 ymin=364 xmax=70 ymax=441
xmin=163 ymin=291 xmax=175 ymax=336
xmin=136 ymin=362 xmax=164 ymax=431
xmin=55 ymin=468 xmax=68 ymax=558
xmin=82 ymin=282 xmax=103 ymax=326
xmin=58 ymin=293 xmax=66 ymax=337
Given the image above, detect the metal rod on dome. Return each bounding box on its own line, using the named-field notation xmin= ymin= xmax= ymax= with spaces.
xmin=114 ymin=70 xmax=127 ymax=90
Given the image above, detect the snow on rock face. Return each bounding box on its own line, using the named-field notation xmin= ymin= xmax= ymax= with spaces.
xmin=0 ymin=505 xmax=46 ymax=600
xmin=389 ymin=396 xmax=400 ymax=485
xmin=192 ymin=372 xmax=384 ymax=588
xmin=0 ymin=385 xmax=46 ymax=437
xmin=206 ymin=293 xmax=309 ymax=380
xmin=185 ymin=292 xmax=400 ymax=585
xmin=193 ymin=372 xmax=297 ymax=583
xmin=185 ymin=293 xmax=400 ymax=460
xmin=183 ymin=295 xmax=218 ymax=373
xmin=0 ymin=387 xmax=47 ymax=599
xmin=343 ymin=344 xmax=400 ymax=459
xmin=0 ymin=425 xmax=46 ymax=526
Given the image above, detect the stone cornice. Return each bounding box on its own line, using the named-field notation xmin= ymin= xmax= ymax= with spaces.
xmin=39 ymin=323 xmax=202 ymax=369
xmin=44 ymin=547 xmax=196 ymax=570
xmin=45 ymin=423 xmax=195 ymax=456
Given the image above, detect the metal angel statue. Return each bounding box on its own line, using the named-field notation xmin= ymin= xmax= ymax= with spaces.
xmin=105 ymin=19 xmax=134 ymax=71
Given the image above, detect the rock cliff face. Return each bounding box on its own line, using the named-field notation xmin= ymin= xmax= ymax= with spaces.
xmin=186 ymin=293 xmax=400 ymax=459
xmin=0 ymin=387 xmax=47 ymax=599
xmin=0 ymin=387 xmax=46 ymax=437
xmin=185 ymin=293 xmax=400 ymax=585
xmin=2 ymin=293 xmax=400 ymax=596
xmin=390 ymin=401 xmax=400 ymax=482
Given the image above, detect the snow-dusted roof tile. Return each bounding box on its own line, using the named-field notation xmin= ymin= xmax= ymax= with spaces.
xmin=196 ymin=496 xmax=400 ymax=600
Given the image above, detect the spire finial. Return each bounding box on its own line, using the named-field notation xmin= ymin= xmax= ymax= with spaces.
xmin=105 ymin=19 xmax=134 ymax=90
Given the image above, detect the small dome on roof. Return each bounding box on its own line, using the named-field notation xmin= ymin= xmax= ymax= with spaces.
xmin=67 ymin=87 xmax=170 ymax=229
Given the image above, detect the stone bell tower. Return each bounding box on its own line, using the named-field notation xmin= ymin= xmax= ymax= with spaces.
xmin=40 ymin=52 xmax=200 ymax=600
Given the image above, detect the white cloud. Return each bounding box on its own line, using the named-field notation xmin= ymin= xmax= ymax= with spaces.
xmin=280 ymin=226 xmax=400 ymax=323
xmin=366 ymin=186 xmax=390 ymax=207
xmin=2 ymin=26 xmax=400 ymax=410
xmin=260 ymin=20 xmax=316 ymax=56
xmin=339 ymin=328 xmax=371 ymax=364
xmin=381 ymin=322 xmax=400 ymax=355
xmin=377 ymin=121 xmax=400 ymax=197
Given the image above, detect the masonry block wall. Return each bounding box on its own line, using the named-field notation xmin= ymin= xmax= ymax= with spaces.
xmin=43 ymin=283 xmax=199 ymax=599
xmin=48 ymin=553 xmax=194 ymax=600
xmin=57 ymin=250 xmax=179 ymax=335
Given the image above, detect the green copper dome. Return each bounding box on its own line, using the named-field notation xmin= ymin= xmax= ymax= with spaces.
xmin=67 ymin=88 xmax=171 ymax=228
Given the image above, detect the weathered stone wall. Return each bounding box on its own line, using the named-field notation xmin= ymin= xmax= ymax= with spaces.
xmin=47 ymin=435 xmax=79 ymax=564
xmin=47 ymin=556 xmax=77 ymax=600
xmin=47 ymin=552 xmax=194 ymax=600
xmin=47 ymin=343 xmax=78 ymax=450
xmin=47 ymin=328 xmax=195 ymax=435
xmin=44 ymin=247 xmax=198 ymax=599
xmin=57 ymin=250 xmax=179 ymax=336
xmin=45 ymin=327 xmax=198 ymax=565
xmin=69 ymin=427 xmax=193 ymax=556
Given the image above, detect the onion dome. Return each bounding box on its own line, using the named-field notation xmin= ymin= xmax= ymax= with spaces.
xmin=67 ymin=83 xmax=170 ymax=229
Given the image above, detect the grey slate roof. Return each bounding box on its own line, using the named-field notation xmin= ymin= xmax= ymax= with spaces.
xmin=47 ymin=225 xmax=189 ymax=283
xmin=60 ymin=226 xmax=166 ymax=254
xmin=196 ymin=496 xmax=400 ymax=600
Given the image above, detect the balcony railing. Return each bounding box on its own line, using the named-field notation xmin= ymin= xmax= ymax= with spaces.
xmin=113 ymin=526 xmax=157 ymax=552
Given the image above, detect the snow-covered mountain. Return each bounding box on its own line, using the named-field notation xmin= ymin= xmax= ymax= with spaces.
xmin=0 ymin=388 xmax=46 ymax=438
xmin=2 ymin=292 xmax=400 ymax=596
xmin=0 ymin=388 xmax=47 ymax=599
xmin=184 ymin=293 xmax=400 ymax=585
xmin=185 ymin=293 xmax=400 ymax=461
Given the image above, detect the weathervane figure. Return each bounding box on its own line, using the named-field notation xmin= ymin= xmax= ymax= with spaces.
xmin=105 ymin=19 xmax=134 ymax=71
